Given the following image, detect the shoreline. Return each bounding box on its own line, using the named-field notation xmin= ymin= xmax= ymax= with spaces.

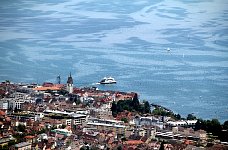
xmin=0 ymin=80 xmax=227 ymax=123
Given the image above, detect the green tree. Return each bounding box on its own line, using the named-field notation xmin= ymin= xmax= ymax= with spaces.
xmin=121 ymin=118 xmax=128 ymax=123
xmin=5 ymin=80 xmax=10 ymax=84
xmin=223 ymin=120 xmax=228 ymax=129
xmin=17 ymin=124 xmax=26 ymax=132
xmin=152 ymin=108 xmax=163 ymax=115
xmin=116 ymin=101 xmax=124 ymax=112
xmin=117 ymin=145 xmax=122 ymax=150
xmin=195 ymin=119 xmax=205 ymax=131
xmin=159 ymin=141 xmax=165 ymax=150
xmin=8 ymin=140 xmax=16 ymax=147
xmin=76 ymin=99 xmax=81 ymax=105
xmin=137 ymin=105 xmax=143 ymax=114
xmin=144 ymin=101 xmax=151 ymax=113
xmin=1 ymin=144 xmax=8 ymax=150
xmin=111 ymin=102 xmax=117 ymax=117
xmin=80 ymin=147 xmax=86 ymax=150
xmin=13 ymin=133 xmax=25 ymax=143
xmin=187 ymin=114 xmax=197 ymax=120
xmin=90 ymin=145 xmax=99 ymax=150
xmin=132 ymin=93 xmax=139 ymax=111
xmin=61 ymin=124 xmax=66 ymax=129
xmin=210 ymin=119 xmax=221 ymax=133
xmin=174 ymin=114 xmax=181 ymax=120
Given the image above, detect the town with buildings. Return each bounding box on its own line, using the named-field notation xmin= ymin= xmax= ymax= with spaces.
xmin=0 ymin=74 xmax=227 ymax=150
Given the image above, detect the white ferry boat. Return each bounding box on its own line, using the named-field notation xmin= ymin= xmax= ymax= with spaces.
xmin=99 ymin=77 xmax=117 ymax=84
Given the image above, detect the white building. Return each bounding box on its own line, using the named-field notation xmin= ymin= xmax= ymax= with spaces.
xmin=43 ymin=109 xmax=87 ymax=126
xmin=11 ymin=92 xmax=28 ymax=99
xmin=133 ymin=127 xmax=156 ymax=139
xmin=34 ymin=113 xmax=44 ymax=121
xmin=9 ymin=99 xmax=26 ymax=110
xmin=71 ymin=113 xmax=87 ymax=125
xmin=64 ymin=113 xmax=87 ymax=126
xmin=166 ymin=120 xmax=197 ymax=127
xmin=134 ymin=116 xmax=164 ymax=129
xmin=0 ymin=100 xmax=8 ymax=110
xmin=86 ymin=118 xmax=126 ymax=135
xmin=52 ymin=129 xmax=72 ymax=136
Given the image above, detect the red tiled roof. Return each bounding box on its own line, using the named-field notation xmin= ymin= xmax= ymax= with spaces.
xmin=125 ymin=140 xmax=143 ymax=145
xmin=25 ymin=135 xmax=35 ymax=139
xmin=33 ymin=86 xmax=61 ymax=91
xmin=5 ymin=117 xmax=11 ymax=122
xmin=0 ymin=110 xmax=6 ymax=116
xmin=0 ymin=89 xmax=5 ymax=95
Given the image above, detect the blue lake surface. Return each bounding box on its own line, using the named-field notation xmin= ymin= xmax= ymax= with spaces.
xmin=0 ymin=0 xmax=227 ymax=122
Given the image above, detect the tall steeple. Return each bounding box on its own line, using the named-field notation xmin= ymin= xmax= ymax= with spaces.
xmin=57 ymin=75 xmax=61 ymax=84
xmin=67 ymin=72 xmax=73 ymax=93
xmin=67 ymin=72 xmax=73 ymax=84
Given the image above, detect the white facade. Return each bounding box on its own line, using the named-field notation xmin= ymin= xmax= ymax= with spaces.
xmin=7 ymin=99 xmax=27 ymax=110
xmin=15 ymin=121 xmax=27 ymax=127
xmin=34 ymin=113 xmax=44 ymax=121
xmin=66 ymin=73 xmax=74 ymax=94
xmin=53 ymin=129 xmax=72 ymax=136
xmin=134 ymin=116 xmax=164 ymax=129
xmin=12 ymin=92 xmax=28 ymax=99
xmin=12 ymin=100 xmax=26 ymax=110
xmin=0 ymin=100 xmax=8 ymax=110
xmin=71 ymin=114 xmax=87 ymax=125
xmin=67 ymin=83 xmax=73 ymax=94
xmin=66 ymin=119 xmax=72 ymax=126
xmin=166 ymin=120 xmax=197 ymax=127
xmin=86 ymin=118 xmax=126 ymax=135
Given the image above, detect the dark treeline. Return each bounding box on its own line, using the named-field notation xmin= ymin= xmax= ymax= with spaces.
xmin=111 ymin=95 xmax=228 ymax=142
xmin=111 ymin=93 xmax=150 ymax=117
xmin=195 ymin=119 xmax=228 ymax=142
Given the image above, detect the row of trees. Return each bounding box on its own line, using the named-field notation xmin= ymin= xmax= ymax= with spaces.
xmin=152 ymin=107 xmax=198 ymax=121
xmin=111 ymin=94 xmax=228 ymax=142
xmin=195 ymin=119 xmax=228 ymax=142
xmin=152 ymin=107 xmax=184 ymax=121
xmin=111 ymin=93 xmax=151 ymax=117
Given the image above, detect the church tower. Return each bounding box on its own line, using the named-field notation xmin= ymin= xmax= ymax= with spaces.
xmin=67 ymin=72 xmax=73 ymax=93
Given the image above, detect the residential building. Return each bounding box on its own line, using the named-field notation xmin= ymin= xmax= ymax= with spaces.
xmin=134 ymin=116 xmax=164 ymax=129
xmin=9 ymin=99 xmax=26 ymax=110
xmin=166 ymin=120 xmax=197 ymax=127
xmin=89 ymin=108 xmax=112 ymax=119
xmin=10 ymin=142 xmax=32 ymax=150
xmin=0 ymin=136 xmax=16 ymax=148
xmin=71 ymin=113 xmax=87 ymax=125
xmin=86 ymin=118 xmax=126 ymax=136
xmin=0 ymin=100 xmax=8 ymax=110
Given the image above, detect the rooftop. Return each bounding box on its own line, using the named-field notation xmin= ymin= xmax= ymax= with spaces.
xmin=15 ymin=142 xmax=31 ymax=148
xmin=125 ymin=140 xmax=143 ymax=145
xmin=87 ymin=122 xmax=126 ymax=128
xmin=33 ymin=86 xmax=61 ymax=91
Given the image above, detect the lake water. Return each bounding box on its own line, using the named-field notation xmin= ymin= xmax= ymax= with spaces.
xmin=0 ymin=0 xmax=227 ymax=123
